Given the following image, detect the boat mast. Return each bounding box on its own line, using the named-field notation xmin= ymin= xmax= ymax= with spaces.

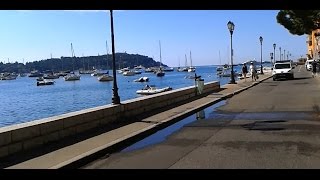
xmin=190 ymin=51 xmax=192 ymax=67
xmin=106 ymin=40 xmax=109 ymax=70
xmin=119 ymin=55 xmax=121 ymax=70
xmin=82 ymin=53 xmax=85 ymax=70
xmin=185 ymin=54 xmax=188 ymax=67
xmin=219 ymin=50 xmax=221 ymax=66
xmin=50 ymin=53 xmax=54 ymax=72
xmin=71 ymin=43 xmax=75 ymax=72
xmin=159 ymin=40 xmax=162 ymax=69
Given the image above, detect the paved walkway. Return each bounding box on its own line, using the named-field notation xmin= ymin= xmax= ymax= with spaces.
xmin=6 ymin=71 xmax=272 ymax=169
xmin=82 ymin=66 xmax=320 ymax=169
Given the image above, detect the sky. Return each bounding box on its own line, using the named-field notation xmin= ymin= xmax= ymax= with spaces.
xmin=0 ymin=10 xmax=307 ymax=67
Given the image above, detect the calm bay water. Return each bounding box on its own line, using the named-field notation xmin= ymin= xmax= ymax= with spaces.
xmin=0 ymin=65 xmax=243 ymax=127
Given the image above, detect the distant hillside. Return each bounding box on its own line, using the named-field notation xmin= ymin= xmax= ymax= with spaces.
xmin=0 ymin=53 xmax=168 ymax=73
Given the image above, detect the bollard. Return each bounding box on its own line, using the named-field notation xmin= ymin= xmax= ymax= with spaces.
xmin=196 ymin=78 xmax=204 ymax=94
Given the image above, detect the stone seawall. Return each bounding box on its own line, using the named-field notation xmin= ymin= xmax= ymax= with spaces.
xmin=0 ymin=81 xmax=220 ymax=158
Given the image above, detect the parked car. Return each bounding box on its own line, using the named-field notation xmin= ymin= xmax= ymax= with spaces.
xmin=305 ymin=59 xmax=314 ymax=71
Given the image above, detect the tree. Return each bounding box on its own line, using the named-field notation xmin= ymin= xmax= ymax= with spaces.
xmin=276 ymin=10 xmax=320 ymax=35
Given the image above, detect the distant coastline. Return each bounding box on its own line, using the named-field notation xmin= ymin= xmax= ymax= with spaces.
xmin=0 ymin=52 xmax=168 ymax=73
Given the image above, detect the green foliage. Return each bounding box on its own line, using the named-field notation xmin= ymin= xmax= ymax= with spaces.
xmin=277 ymin=10 xmax=320 ymax=35
xmin=0 ymin=53 xmax=167 ymax=73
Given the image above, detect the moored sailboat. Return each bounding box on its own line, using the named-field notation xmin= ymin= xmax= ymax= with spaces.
xmin=64 ymin=43 xmax=81 ymax=81
xmin=187 ymin=51 xmax=196 ymax=72
xmin=156 ymin=41 xmax=165 ymax=77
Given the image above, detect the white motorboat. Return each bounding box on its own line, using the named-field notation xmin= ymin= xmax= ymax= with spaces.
xmin=134 ymin=70 xmax=142 ymax=74
xmin=187 ymin=67 xmax=196 ymax=72
xmin=133 ymin=77 xmax=149 ymax=82
xmin=123 ymin=71 xmax=135 ymax=76
xmin=134 ymin=65 xmax=144 ymax=70
xmin=98 ymin=74 xmax=113 ymax=81
xmin=136 ymin=85 xmax=172 ymax=95
xmin=64 ymin=74 xmax=81 ymax=81
xmin=0 ymin=73 xmax=18 ymax=80
xmin=37 ymin=79 xmax=54 ymax=86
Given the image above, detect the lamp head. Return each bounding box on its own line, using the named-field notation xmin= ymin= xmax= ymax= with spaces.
xmin=227 ymin=21 xmax=234 ymax=33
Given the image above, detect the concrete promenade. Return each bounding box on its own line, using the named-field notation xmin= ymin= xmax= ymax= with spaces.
xmin=6 ymin=68 xmax=273 ymax=169
xmin=81 ymin=66 xmax=320 ymax=169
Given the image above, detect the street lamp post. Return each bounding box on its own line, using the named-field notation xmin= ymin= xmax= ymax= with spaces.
xmin=279 ymin=47 xmax=281 ymax=61
xmin=110 ymin=10 xmax=120 ymax=104
xmin=259 ymin=36 xmax=264 ymax=74
xmin=227 ymin=21 xmax=236 ymax=84
xmin=270 ymin=53 xmax=273 ymax=65
xmin=273 ymin=43 xmax=276 ymax=64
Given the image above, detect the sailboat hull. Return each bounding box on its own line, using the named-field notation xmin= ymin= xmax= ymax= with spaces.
xmin=156 ymin=72 xmax=165 ymax=77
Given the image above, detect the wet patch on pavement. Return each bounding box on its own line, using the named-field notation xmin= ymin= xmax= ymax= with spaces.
xmin=120 ymin=101 xmax=227 ymax=153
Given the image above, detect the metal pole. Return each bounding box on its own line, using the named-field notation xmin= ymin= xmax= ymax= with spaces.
xmin=284 ymin=49 xmax=286 ymax=60
xmin=260 ymin=39 xmax=263 ymax=74
xmin=279 ymin=47 xmax=281 ymax=61
xmin=230 ymin=32 xmax=236 ymax=84
xmin=273 ymin=43 xmax=276 ymax=64
xmin=110 ymin=10 xmax=120 ymax=104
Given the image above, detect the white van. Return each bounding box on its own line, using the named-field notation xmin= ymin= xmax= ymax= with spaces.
xmin=305 ymin=59 xmax=314 ymax=71
xmin=273 ymin=60 xmax=295 ymax=81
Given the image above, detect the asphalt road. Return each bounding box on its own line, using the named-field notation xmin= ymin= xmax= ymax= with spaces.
xmin=83 ymin=66 xmax=320 ymax=169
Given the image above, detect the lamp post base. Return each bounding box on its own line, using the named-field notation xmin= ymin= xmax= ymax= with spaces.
xmin=229 ymin=70 xmax=237 ymax=84
xmin=112 ymin=96 xmax=120 ymax=104
xmin=112 ymin=87 xmax=121 ymax=105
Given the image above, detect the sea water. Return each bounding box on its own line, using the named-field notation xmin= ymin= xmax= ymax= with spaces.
xmin=0 ymin=65 xmax=243 ymax=127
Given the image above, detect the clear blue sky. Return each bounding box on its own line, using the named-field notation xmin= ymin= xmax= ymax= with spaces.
xmin=0 ymin=10 xmax=306 ymax=67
